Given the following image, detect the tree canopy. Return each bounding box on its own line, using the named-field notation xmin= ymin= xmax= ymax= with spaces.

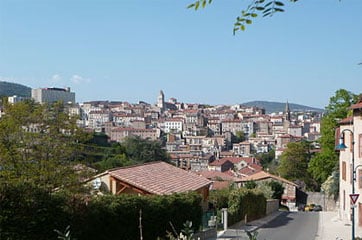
xmin=277 ymin=141 xmax=316 ymax=190
xmin=90 ymin=136 xmax=170 ymax=172
xmin=308 ymin=89 xmax=358 ymax=184
xmin=0 ymin=101 xmax=92 ymax=192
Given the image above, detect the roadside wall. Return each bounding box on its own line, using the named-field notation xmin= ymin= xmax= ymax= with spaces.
xmin=306 ymin=192 xmax=337 ymax=211
xmin=266 ymin=199 xmax=279 ymax=215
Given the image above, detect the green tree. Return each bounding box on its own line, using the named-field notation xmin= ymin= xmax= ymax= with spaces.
xmin=121 ymin=136 xmax=170 ymax=163
xmin=268 ymin=180 xmax=284 ymax=201
xmin=308 ymin=89 xmax=358 ymax=184
xmin=232 ymin=130 xmax=246 ymax=143
xmin=93 ymin=153 xmax=133 ymax=172
xmin=245 ymin=180 xmax=257 ymax=189
xmin=0 ymin=100 xmax=92 ymax=192
xmin=255 ymin=149 xmax=275 ymax=169
xmin=277 ymin=141 xmax=315 ymax=189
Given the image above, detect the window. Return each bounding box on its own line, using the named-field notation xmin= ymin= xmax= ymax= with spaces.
xmin=359 ymin=134 xmax=362 ymax=158
xmin=359 ymin=169 xmax=362 ymax=189
xmin=342 ymin=161 xmax=346 ymax=181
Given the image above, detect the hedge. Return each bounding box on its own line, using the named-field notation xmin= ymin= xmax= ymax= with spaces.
xmin=0 ymin=183 xmax=203 ymax=240
xmin=209 ymin=188 xmax=266 ymax=226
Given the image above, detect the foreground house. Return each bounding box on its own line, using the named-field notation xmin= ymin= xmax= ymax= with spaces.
xmin=91 ymin=161 xmax=212 ymax=209
xmin=338 ymin=97 xmax=362 ymax=230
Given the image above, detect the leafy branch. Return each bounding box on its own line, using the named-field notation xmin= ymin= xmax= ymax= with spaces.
xmin=187 ymin=0 xmax=298 ymax=34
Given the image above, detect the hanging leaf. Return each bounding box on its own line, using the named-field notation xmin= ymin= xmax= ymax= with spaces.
xmin=195 ymin=1 xmax=200 ymax=10
xmin=275 ymin=8 xmax=285 ymax=12
xmin=264 ymin=2 xmax=274 ymax=7
xmin=187 ymin=3 xmax=195 ymax=9
xmin=255 ymin=6 xmax=265 ymax=11
xmin=274 ymin=1 xmax=285 ymax=6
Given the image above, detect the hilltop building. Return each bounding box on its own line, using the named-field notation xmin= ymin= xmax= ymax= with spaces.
xmin=32 ymin=87 xmax=75 ymax=104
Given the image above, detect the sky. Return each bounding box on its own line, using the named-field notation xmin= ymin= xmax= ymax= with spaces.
xmin=0 ymin=0 xmax=361 ymax=109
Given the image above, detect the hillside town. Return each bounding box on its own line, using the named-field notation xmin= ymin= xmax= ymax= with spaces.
xmin=3 ymin=87 xmax=323 ymax=206
xmin=4 ymin=85 xmax=362 ymax=240
xmin=9 ymin=87 xmax=322 ymax=164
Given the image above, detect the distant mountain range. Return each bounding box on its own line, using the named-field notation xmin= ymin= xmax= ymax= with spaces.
xmin=242 ymin=101 xmax=324 ymax=114
xmin=0 ymin=81 xmax=31 ymax=97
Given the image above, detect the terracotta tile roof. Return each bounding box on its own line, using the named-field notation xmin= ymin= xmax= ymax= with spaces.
xmin=221 ymin=157 xmax=260 ymax=165
xmin=196 ymin=170 xmax=242 ymax=182
xmin=238 ymin=167 xmax=262 ymax=176
xmin=240 ymin=170 xmax=298 ymax=186
xmin=209 ymin=159 xmax=232 ymax=166
xmin=339 ymin=116 xmax=353 ymax=125
xmin=108 ymin=161 xmax=212 ymax=195
xmin=350 ymin=102 xmax=362 ymax=110
xmin=211 ymin=181 xmax=231 ymax=190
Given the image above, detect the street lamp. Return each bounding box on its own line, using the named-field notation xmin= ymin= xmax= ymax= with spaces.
xmin=336 ymin=129 xmax=355 ymax=240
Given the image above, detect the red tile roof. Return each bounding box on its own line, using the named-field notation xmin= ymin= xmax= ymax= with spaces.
xmin=209 ymin=159 xmax=232 ymax=166
xmin=221 ymin=157 xmax=260 ymax=165
xmin=238 ymin=166 xmax=262 ymax=176
xmin=108 ymin=161 xmax=211 ymax=195
xmin=339 ymin=116 xmax=353 ymax=125
xmin=240 ymin=170 xmax=298 ymax=186
xmin=211 ymin=181 xmax=231 ymax=190
xmin=196 ymin=170 xmax=242 ymax=182
xmin=350 ymin=102 xmax=362 ymax=110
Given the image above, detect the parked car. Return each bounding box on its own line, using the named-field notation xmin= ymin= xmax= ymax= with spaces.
xmin=313 ymin=205 xmax=323 ymax=211
xmin=304 ymin=204 xmax=315 ymax=211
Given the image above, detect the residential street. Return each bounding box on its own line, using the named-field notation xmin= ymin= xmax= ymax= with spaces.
xmin=215 ymin=211 xmax=359 ymax=240
xmin=257 ymin=211 xmax=318 ymax=240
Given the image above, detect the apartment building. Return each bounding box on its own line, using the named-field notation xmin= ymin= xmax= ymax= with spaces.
xmin=32 ymin=87 xmax=75 ymax=104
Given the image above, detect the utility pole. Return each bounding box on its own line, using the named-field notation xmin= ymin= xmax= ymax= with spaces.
xmin=139 ymin=209 xmax=143 ymax=240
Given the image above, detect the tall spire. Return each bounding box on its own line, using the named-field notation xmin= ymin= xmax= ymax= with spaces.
xmin=285 ymin=101 xmax=291 ymax=121
xmin=157 ymin=90 xmax=165 ymax=112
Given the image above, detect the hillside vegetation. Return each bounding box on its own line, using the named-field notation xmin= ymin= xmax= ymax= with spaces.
xmin=0 ymin=81 xmax=31 ymax=97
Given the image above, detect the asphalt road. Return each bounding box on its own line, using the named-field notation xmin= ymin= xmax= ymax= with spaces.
xmin=256 ymin=211 xmax=319 ymax=240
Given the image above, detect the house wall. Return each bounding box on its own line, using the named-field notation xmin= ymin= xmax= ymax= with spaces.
xmin=354 ymin=110 xmax=362 ymax=228
xmin=339 ymin=124 xmax=355 ymax=223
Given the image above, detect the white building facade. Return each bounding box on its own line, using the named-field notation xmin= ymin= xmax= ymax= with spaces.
xmin=338 ymin=99 xmax=362 ymax=236
xmin=32 ymin=87 xmax=75 ymax=104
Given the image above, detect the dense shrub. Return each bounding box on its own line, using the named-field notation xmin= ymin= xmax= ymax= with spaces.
xmin=0 ymin=183 xmax=203 ymax=240
xmin=209 ymin=188 xmax=266 ymax=226
xmin=209 ymin=188 xmax=230 ymax=209
xmin=228 ymin=188 xmax=266 ymax=225
xmin=0 ymin=183 xmax=69 ymax=240
xmin=78 ymin=192 xmax=202 ymax=240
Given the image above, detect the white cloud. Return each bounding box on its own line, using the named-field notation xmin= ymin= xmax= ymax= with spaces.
xmin=51 ymin=74 xmax=62 ymax=82
xmin=71 ymin=74 xmax=91 ymax=84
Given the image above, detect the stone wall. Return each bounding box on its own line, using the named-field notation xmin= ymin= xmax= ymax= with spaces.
xmin=266 ymin=199 xmax=280 ymax=215
xmin=306 ymin=191 xmax=337 ymax=211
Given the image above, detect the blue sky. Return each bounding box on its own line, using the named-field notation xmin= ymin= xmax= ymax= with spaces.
xmin=0 ymin=0 xmax=361 ymax=109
